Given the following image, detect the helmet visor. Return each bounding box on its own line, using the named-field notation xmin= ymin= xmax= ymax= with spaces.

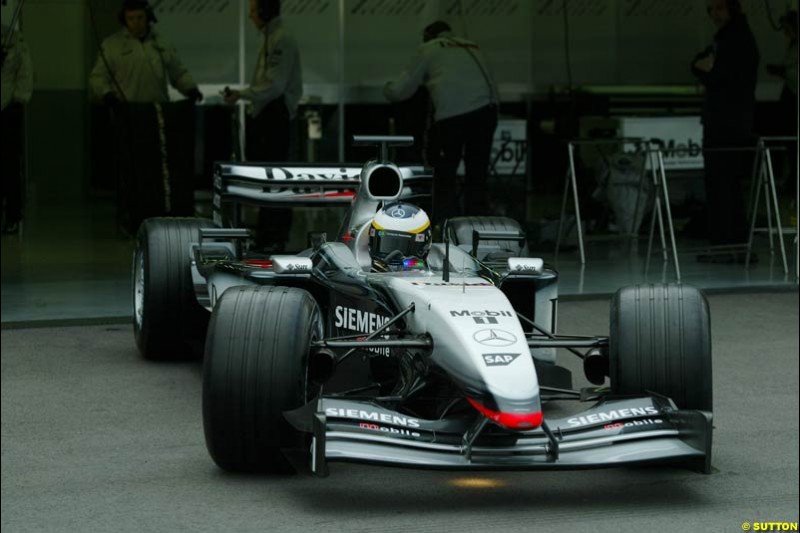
xmin=369 ymin=228 xmax=430 ymax=260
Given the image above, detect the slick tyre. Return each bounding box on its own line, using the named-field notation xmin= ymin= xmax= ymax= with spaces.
xmin=133 ymin=217 xmax=214 ymax=360
xmin=202 ymin=286 xmax=322 ymax=473
xmin=610 ymin=284 xmax=712 ymax=412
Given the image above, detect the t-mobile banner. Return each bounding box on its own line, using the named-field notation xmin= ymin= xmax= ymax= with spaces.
xmin=619 ymin=116 xmax=704 ymax=170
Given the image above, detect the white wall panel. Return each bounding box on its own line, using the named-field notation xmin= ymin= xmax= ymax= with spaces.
xmin=139 ymin=0 xmax=794 ymax=99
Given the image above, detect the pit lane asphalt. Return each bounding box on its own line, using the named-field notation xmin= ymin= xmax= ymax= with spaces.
xmin=2 ymin=291 xmax=798 ymax=533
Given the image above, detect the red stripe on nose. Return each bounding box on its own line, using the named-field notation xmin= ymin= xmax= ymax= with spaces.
xmin=467 ymin=398 xmax=543 ymax=430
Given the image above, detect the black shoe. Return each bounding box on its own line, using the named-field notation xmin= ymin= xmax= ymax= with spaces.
xmin=2 ymin=221 xmax=20 ymax=235
xmin=736 ymin=252 xmax=758 ymax=264
xmin=696 ymin=252 xmax=758 ymax=264
xmin=696 ymin=253 xmax=735 ymax=264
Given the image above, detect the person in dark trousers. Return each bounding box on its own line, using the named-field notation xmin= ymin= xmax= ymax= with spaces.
xmin=90 ymin=0 xmax=203 ymax=236
xmin=224 ymin=0 xmax=302 ymax=251
xmin=1 ymin=22 xmax=33 ymax=236
xmin=384 ymin=21 xmax=498 ymax=231
xmin=691 ymin=0 xmax=759 ymax=261
xmin=766 ymin=10 xmax=798 ymax=205
xmin=766 ymin=10 xmax=798 ymax=131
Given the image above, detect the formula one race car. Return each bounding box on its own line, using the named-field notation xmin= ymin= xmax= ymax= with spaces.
xmin=133 ymin=136 xmax=713 ymax=476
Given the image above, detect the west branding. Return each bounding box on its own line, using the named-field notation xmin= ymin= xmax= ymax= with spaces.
xmin=263 ymin=167 xmax=358 ymax=181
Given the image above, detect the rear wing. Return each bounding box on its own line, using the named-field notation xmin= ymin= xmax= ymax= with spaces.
xmin=212 ymin=162 xmax=432 ymax=227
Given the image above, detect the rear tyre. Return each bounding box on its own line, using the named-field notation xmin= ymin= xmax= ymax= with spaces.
xmin=202 ymin=286 xmax=322 ymax=473
xmin=610 ymin=283 xmax=712 ymax=411
xmin=133 ymin=217 xmax=215 ymax=360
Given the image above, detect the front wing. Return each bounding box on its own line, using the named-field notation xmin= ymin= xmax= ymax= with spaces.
xmin=288 ymin=396 xmax=712 ymax=476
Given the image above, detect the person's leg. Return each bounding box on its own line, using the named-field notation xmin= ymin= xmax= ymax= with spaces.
xmin=260 ymin=101 xmax=291 ymax=162
xmin=703 ymin=136 xmax=750 ymax=248
xmin=696 ymin=144 xmax=726 ymax=261
xmin=727 ymin=138 xmax=752 ymax=244
xmin=782 ymin=89 xmax=798 ymax=201
xmin=244 ymin=114 xmax=262 ymax=162
xmin=463 ymin=105 xmax=497 ymax=216
xmin=163 ymin=100 xmax=196 ymax=217
xmin=111 ymin=105 xmax=141 ymax=236
xmin=703 ymin=139 xmax=728 ymax=246
xmin=433 ymin=114 xmax=467 ymax=229
xmin=247 ymin=98 xmax=293 ymax=250
xmin=132 ymin=104 xmax=165 ymax=226
xmin=1 ymin=103 xmax=24 ymax=233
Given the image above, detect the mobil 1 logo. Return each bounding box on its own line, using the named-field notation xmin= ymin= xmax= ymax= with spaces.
xmin=482 ymin=353 xmax=521 ymax=367
xmin=450 ymin=309 xmax=513 ymax=324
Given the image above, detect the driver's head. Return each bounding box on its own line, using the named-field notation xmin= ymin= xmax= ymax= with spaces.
xmin=369 ymin=202 xmax=432 ymax=267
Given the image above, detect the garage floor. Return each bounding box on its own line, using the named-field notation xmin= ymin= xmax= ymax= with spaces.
xmin=2 ymin=292 xmax=797 ymax=533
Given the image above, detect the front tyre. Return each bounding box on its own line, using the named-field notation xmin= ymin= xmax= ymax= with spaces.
xmin=202 ymin=286 xmax=322 ymax=473
xmin=610 ymin=283 xmax=712 ymax=412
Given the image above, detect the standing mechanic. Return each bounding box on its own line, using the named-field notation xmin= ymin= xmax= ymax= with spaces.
xmin=1 ymin=20 xmax=33 ymax=235
xmin=766 ymin=10 xmax=798 ymax=209
xmin=89 ymin=0 xmax=202 ymax=104
xmin=691 ymin=0 xmax=759 ymax=259
xmin=89 ymin=0 xmax=202 ymax=235
xmin=766 ymin=10 xmax=798 ymax=126
xmin=223 ymin=0 xmax=303 ymax=251
xmin=384 ymin=21 xmax=498 ymax=230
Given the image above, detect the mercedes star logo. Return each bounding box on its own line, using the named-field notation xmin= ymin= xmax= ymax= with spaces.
xmin=390 ymin=208 xmax=406 ymax=218
xmin=473 ymin=328 xmax=517 ymax=347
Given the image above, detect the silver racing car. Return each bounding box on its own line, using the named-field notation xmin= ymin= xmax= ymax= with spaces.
xmin=133 ymin=136 xmax=713 ymax=476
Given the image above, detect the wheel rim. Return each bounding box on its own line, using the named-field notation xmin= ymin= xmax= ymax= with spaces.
xmin=134 ymin=247 xmax=145 ymax=331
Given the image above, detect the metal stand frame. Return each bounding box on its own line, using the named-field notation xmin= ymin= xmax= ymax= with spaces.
xmin=644 ymin=150 xmax=681 ymax=281
xmin=555 ymin=142 xmax=586 ymax=264
xmin=745 ymin=137 xmax=797 ymax=276
xmin=555 ymin=139 xmax=681 ymax=280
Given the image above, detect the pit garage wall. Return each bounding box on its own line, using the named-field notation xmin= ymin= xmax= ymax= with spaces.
xmin=149 ymin=0 xmax=792 ymax=162
xmin=0 ymin=0 xmax=794 ymax=201
xmin=151 ymin=0 xmax=791 ymax=101
xmin=1 ymin=0 xmax=97 ymax=204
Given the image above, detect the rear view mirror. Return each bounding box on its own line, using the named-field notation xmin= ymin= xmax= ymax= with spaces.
xmin=507 ymin=257 xmax=543 ymax=275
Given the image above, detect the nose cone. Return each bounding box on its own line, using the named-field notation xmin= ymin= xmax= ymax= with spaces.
xmin=384 ymin=276 xmax=543 ymax=429
xmin=467 ymin=396 xmax=543 ymax=430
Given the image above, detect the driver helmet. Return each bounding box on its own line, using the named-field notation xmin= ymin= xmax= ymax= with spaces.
xmin=369 ymin=202 xmax=432 ymax=267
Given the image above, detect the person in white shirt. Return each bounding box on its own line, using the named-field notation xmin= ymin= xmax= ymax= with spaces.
xmin=385 ymin=21 xmax=498 ymax=228
xmin=89 ymin=0 xmax=202 ymax=104
xmin=89 ymin=1 xmax=203 ymax=235
xmin=224 ymin=0 xmax=303 ymax=250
